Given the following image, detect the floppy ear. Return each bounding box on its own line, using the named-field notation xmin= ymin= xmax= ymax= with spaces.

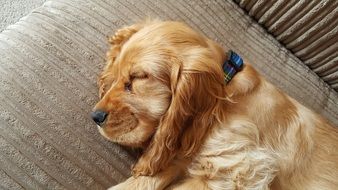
xmin=98 ymin=21 xmax=151 ymax=98
xmin=133 ymin=47 xmax=226 ymax=176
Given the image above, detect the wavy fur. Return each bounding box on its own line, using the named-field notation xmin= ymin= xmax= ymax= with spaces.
xmin=92 ymin=20 xmax=338 ymax=190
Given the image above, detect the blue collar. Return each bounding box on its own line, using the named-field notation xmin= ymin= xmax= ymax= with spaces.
xmin=223 ymin=50 xmax=243 ymax=83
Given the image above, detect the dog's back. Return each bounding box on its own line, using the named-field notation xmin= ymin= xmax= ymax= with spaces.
xmin=226 ymin=64 xmax=338 ymax=189
xmin=258 ymin=78 xmax=338 ymax=190
xmin=273 ymin=112 xmax=338 ymax=190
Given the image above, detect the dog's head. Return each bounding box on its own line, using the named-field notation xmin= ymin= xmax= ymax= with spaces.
xmin=92 ymin=20 xmax=237 ymax=176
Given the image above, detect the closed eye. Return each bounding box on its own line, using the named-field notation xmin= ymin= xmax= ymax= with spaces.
xmin=130 ymin=72 xmax=148 ymax=80
xmin=125 ymin=73 xmax=148 ymax=93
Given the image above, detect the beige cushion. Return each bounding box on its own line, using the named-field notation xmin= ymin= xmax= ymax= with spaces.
xmin=0 ymin=0 xmax=337 ymax=189
xmin=235 ymin=0 xmax=338 ymax=91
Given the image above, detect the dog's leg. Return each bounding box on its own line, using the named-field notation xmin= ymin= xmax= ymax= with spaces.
xmin=167 ymin=178 xmax=209 ymax=190
xmin=108 ymin=160 xmax=186 ymax=190
xmin=108 ymin=175 xmax=168 ymax=190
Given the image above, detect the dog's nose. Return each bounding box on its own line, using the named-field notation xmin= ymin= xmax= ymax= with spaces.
xmin=91 ymin=110 xmax=108 ymax=126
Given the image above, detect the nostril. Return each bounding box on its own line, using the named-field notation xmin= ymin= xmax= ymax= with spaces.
xmin=91 ymin=110 xmax=108 ymax=126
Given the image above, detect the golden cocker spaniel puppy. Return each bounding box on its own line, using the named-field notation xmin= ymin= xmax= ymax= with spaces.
xmin=91 ymin=20 xmax=338 ymax=190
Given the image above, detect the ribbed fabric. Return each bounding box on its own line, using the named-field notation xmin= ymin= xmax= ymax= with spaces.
xmin=0 ymin=0 xmax=337 ymax=189
xmin=235 ymin=0 xmax=338 ymax=91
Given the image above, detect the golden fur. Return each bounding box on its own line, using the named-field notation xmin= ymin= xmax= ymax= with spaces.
xmin=92 ymin=20 xmax=338 ymax=190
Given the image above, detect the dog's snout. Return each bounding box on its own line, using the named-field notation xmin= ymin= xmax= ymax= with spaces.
xmin=91 ymin=110 xmax=108 ymax=126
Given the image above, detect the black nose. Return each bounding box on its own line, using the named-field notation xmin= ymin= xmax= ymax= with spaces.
xmin=91 ymin=110 xmax=108 ymax=126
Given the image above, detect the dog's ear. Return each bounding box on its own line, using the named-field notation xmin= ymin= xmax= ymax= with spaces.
xmin=133 ymin=47 xmax=226 ymax=176
xmin=105 ymin=23 xmax=144 ymax=63
xmin=98 ymin=21 xmax=155 ymax=98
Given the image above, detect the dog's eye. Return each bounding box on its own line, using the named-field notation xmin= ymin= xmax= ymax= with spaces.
xmin=130 ymin=73 xmax=148 ymax=80
xmin=124 ymin=82 xmax=132 ymax=92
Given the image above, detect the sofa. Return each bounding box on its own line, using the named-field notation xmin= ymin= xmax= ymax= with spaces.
xmin=0 ymin=0 xmax=337 ymax=189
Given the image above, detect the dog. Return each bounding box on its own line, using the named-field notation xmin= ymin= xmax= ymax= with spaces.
xmin=91 ymin=20 xmax=338 ymax=190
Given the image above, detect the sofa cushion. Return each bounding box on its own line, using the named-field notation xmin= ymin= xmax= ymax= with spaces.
xmin=235 ymin=0 xmax=338 ymax=92
xmin=0 ymin=0 xmax=337 ymax=189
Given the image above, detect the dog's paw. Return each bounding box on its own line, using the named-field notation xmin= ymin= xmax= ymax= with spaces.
xmin=107 ymin=175 xmax=162 ymax=190
xmin=107 ymin=184 xmax=126 ymax=190
xmin=107 ymin=177 xmax=137 ymax=190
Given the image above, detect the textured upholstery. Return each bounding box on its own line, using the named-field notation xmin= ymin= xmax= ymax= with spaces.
xmin=0 ymin=0 xmax=337 ymax=189
xmin=236 ymin=0 xmax=338 ymax=91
